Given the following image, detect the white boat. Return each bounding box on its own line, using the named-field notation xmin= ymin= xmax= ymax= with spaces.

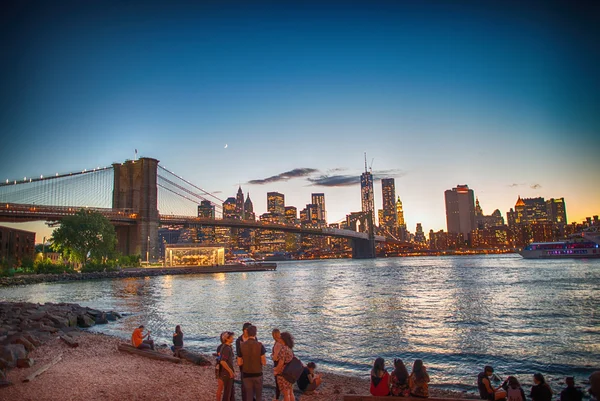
xmin=519 ymin=227 xmax=600 ymax=259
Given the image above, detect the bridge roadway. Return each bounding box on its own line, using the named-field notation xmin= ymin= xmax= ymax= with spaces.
xmin=0 ymin=203 xmax=388 ymax=242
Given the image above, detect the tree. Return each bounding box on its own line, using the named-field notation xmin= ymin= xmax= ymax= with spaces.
xmin=51 ymin=209 xmax=117 ymax=265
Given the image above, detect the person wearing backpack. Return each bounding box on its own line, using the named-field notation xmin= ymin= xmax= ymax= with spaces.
xmin=506 ymin=376 xmax=526 ymax=401
xmin=237 ymin=325 xmax=267 ymax=401
xmin=273 ymin=332 xmax=296 ymax=401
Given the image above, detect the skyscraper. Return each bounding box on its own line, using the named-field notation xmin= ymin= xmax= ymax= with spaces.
xmin=360 ymin=154 xmax=374 ymax=216
xmin=244 ymin=192 xmax=255 ymax=221
xmin=311 ymin=193 xmax=326 ymax=223
xmin=235 ymin=186 xmax=245 ymax=219
xmin=197 ymin=200 xmax=215 ymax=219
xmin=381 ymin=178 xmax=397 ymax=231
xmin=396 ymin=195 xmax=407 ymax=240
xmin=267 ymin=192 xmax=285 ymax=216
xmin=223 ymin=197 xmax=237 ymax=219
xmin=546 ymin=198 xmax=567 ymax=224
xmin=445 ymin=185 xmax=476 ymax=237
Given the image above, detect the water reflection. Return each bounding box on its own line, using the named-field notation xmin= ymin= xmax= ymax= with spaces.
xmin=0 ymin=255 xmax=598 ymax=395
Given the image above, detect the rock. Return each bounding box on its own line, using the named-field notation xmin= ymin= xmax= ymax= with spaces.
xmin=0 ymin=357 xmax=9 ymax=369
xmin=77 ymin=314 xmax=95 ymax=328
xmin=106 ymin=311 xmax=120 ymax=321
xmin=17 ymin=357 xmax=34 ymax=368
xmin=348 ymin=389 xmax=357 ymax=394
xmin=0 ymin=344 xmax=27 ymax=368
xmin=95 ymin=312 xmax=108 ymax=325
xmin=22 ymin=333 xmax=41 ymax=347
xmin=47 ymin=314 xmax=69 ymax=328
xmin=39 ymin=324 xmax=58 ymax=333
xmin=66 ymin=313 xmax=78 ymax=327
xmin=12 ymin=336 xmax=35 ymax=352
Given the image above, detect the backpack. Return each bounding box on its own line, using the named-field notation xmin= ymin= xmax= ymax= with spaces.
xmin=281 ymin=354 xmax=304 ymax=383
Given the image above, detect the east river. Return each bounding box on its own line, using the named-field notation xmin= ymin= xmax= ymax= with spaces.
xmin=1 ymin=254 xmax=598 ymax=394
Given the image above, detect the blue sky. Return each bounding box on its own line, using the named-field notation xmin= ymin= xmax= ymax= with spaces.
xmin=1 ymin=1 xmax=599 ymax=239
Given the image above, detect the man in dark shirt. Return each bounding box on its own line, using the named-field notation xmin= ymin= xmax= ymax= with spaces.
xmin=477 ymin=366 xmax=507 ymax=400
xmin=236 ymin=322 xmax=252 ymax=401
xmin=561 ymin=377 xmax=583 ymax=401
xmin=238 ymin=325 xmax=266 ymax=401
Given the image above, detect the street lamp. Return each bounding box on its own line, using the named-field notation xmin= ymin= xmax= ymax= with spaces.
xmin=146 ymin=235 xmax=150 ymax=264
xmin=42 ymin=236 xmax=46 ymax=260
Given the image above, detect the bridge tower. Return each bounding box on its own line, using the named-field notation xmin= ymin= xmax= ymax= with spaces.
xmin=112 ymin=158 xmax=160 ymax=262
xmin=351 ymin=211 xmax=376 ymax=259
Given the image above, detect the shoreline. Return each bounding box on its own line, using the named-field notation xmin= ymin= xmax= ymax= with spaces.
xmin=2 ymin=331 xmax=477 ymax=401
xmin=0 ymin=301 xmax=476 ymax=400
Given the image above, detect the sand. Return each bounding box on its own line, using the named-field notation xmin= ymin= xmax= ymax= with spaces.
xmin=1 ymin=332 xmax=475 ymax=401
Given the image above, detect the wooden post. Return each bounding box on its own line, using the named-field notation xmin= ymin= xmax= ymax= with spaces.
xmin=117 ymin=344 xmax=182 ymax=364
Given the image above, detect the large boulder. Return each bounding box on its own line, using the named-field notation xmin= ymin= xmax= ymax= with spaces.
xmin=66 ymin=313 xmax=78 ymax=327
xmin=0 ymin=344 xmax=27 ymax=368
xmin=47 ymin=314 xmax=69 ymax=328
xmin=94 ymin=312 xmax=108 ymax=325
xmin=22 ymin=333 xmax=41 ymax=347
xmin=12 ymin=336 xmax=35 ymax=352
xmin=77 ymin=314 xmax=95 ymax=328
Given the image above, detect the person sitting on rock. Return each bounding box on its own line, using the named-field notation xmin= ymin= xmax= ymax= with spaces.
xmin=132 ymin=325 xmax=154 ymax=350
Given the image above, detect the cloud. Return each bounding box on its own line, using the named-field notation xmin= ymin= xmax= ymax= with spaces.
xmin=307 ymin=175 xmax=361 ymax=187
xmin=211 ymin=190 xmax=223 ymax=194
xmin=372 ymin=169 xmax=407 ymax=180
xmin=508 ymin=183 xmax=520 ymax=187
xmin=247 ymin=168 xmax=319 ymax=185
xmin=530 ymin=183 xmax=542 ymax=189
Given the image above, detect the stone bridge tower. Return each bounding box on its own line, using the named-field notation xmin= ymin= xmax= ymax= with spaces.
xmin=112 ymin=157 xmax=159 ymax=262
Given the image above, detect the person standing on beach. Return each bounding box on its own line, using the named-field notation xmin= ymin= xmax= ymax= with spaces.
xmin=171 ymin=325 xmax=183 ymax=356
xmin=408 ymin=359 xmax=430 ymax=398
xmin=272 ymin=328 xmax=284 ymax=401
xmin=273 ymin=332 xmax=296 ymax=401
xmin=131 ymin=325 xmax=154 ymax=350
xmin=530 ymin=373 xmax=553 ymax=401
xmin=477 ymin=366 xmax=506 ymax=401
xmin=238 ymin=325 xmax=267 ymax=401
xmin=370 ymin=357 xmax=390 ymax=396
xmin=560 ymin=377 xmax=583 ymax=401
xmin=219 ymin=332 xmax=236 ymax=401
xmin=236 ymin=322 xmax=252 ymax=401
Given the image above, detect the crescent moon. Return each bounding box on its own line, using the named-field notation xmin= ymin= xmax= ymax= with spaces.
xmin=224 ymin=144 xmax=228 ymax=148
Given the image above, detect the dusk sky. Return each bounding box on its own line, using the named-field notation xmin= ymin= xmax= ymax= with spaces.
xmin=1 ymin=1 xmax=599 ymax=240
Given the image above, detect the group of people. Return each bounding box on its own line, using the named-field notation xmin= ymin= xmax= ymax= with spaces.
xmin=131 ymin=325 xmax=598 ymax=401
xmin=369 ymin=357 xmax=430 ymax=397
xmin=214 ymin=323 xmax=323 ymax=401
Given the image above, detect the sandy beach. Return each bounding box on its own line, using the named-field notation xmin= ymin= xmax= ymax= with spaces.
xmin=2 ymin=331 xmax=475 ymax=401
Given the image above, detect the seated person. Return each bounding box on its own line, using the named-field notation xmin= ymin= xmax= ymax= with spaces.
xmin=370 ymin=357 xmax=390 ymax=396
xmin=478 ymin=366 xmax=507 ymax=401
xmin=297 ymin=362 xmax=322 ymax=394
xmin=132 ymin=325 xmax=154 ymax=350
xmin=561 ymin=377 xmax=583 ymax=401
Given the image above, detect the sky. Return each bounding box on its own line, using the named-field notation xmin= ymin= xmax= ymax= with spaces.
xmin=1 ymin=0 xmax=599 ymax=241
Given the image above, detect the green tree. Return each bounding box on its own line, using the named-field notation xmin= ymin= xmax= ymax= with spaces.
xmin=51 ymin=209 xmax=117 ymax=265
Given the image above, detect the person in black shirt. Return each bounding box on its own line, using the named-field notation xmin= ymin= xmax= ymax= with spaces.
xmin=560 ymin=377 xmax=583 ymax=401
xmin=297 ymin=362 xmax=322 ymax=394
xmin=236 ymin=322 xmax=252 ymax=401
xmin=530 ymin=373 xmax=553 ymax=401
xmin=171 ymin=325 xmax=183 ymax=356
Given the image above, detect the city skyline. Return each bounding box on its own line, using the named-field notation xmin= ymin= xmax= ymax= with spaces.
xmin=1 ymin=1 xmax=599 ymax=240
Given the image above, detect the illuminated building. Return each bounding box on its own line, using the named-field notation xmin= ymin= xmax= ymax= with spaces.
xmin=445 ymin=185 xmax=476 ymax=238
xmin=257 ymin=212 xmax=286 ymax=253
xmin=396 ymin=195 xmax=407 ymax=240
xmin=299 ymin=207 xmax=308 ymax=222
xmin=378 ymin=209 xmax=384 ymax=227
xmin=284 ymin=206 xmax=300 ymax=252
xmin=474 ymin=198 xmax=504 ymax=229
xmin=546 ymin=198 xmax=567 ymax=224
xmin=360 ymin=154 xmax=375 ymax=216
xmin=285 ymin=206 xmax=298 ymax=224
xmin=222 ymin=197 xmax=237 ymax=219
xmin=197 ymin=200 xmax=216 ymax=244
xmin=311 ymin=193 xmax=326 ymax=223
xmin=235 ymin=186 xmax=245 ymax=219
xmin=381 ymin=178 xmax=397 ymax=233
xmin=198 ymin=200 xmax=215 ymax=219
xmin=267 ymin=192 xmax=285 ymax=217
xmin=414 ymin=223 xmax=426 ymax=243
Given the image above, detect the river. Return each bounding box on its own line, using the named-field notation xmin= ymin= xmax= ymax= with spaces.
xmin=1 ymin=254 xmax=598 ymax=394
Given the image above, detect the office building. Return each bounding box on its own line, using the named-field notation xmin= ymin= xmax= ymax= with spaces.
xmin=235 ymin=186 xmax=245 ymax=219
xmin=267 ymin=192 xmax=285 ymax=217
xmin=0 ymin=225 xmax=35 ymax=264
xmin=360 ymin=154 xmax=375 ymax=216
xmin=546 ymin=198 xmax=567 ymax=224
xmin=197 ymin=200 xmax=216 ymax=219
xmin=381 ymin=178 xmax=397 ymax=232
xmin=222 ymin=197 xmax=237 ymax=219
xmin=445 ymin=185 xmax=476 ymax=238
xmin=414 ymin=223 xmax=426 ymax=243
xmin=311 ymin=193 xmax=326 ymax=223
xmin=244 ymin=193 xmax=255 ymax=221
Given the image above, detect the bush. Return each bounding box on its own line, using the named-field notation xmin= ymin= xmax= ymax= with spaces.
xmin=80 ymin=262 xmax=119 ymax=273
xmin=20 ymin=256 xmax=35 ymax=270
xmin=34 ymin=260 xmax=75 ymax=275
xmin=118 ymin=254 xmax=141 ymax=268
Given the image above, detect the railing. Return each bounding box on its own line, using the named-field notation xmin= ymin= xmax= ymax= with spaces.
xmin=0 ymin=203 xmax=137 ymax=221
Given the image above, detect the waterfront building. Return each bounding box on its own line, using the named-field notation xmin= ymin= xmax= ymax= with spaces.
xmin=381 ymin=178 xmax=397 ymax=233
xmin=474 ymin=198 xmax=505 ymax=229
xmin=257 ymin=212 xmax=286 ymax=253
xmin=164 ymin=244 xmax=224 ymax=267
xmin=267 ymin=192 xmax=285 ymax=217
xmin=0 ymin=225 xmax=35 ymax=265
xmin=414 ymin=223 xmax=426 ymax=244
xmin=235 ymin=186 xmax=245 ymax=219
xmin=311 ymin=193 xmax=326 ymax=223
xmin=284 ymin=206 xmax=300 ymax=252
xmin=445 ymin=185 xmax=476 ymax=238
xmin=197 ymin=200 xmax=215 ymax=219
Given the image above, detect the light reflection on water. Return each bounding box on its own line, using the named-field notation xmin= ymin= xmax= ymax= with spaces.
xmin=1 ymin=254 xmax=598 ymax=394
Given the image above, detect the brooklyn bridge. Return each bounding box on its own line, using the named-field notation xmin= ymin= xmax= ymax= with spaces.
xmin=0 ymin=157 xmax=408 ymax=260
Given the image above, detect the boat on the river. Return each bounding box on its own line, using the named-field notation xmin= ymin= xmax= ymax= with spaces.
xmin=519 ymin=227 xmax=600 ymax=259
